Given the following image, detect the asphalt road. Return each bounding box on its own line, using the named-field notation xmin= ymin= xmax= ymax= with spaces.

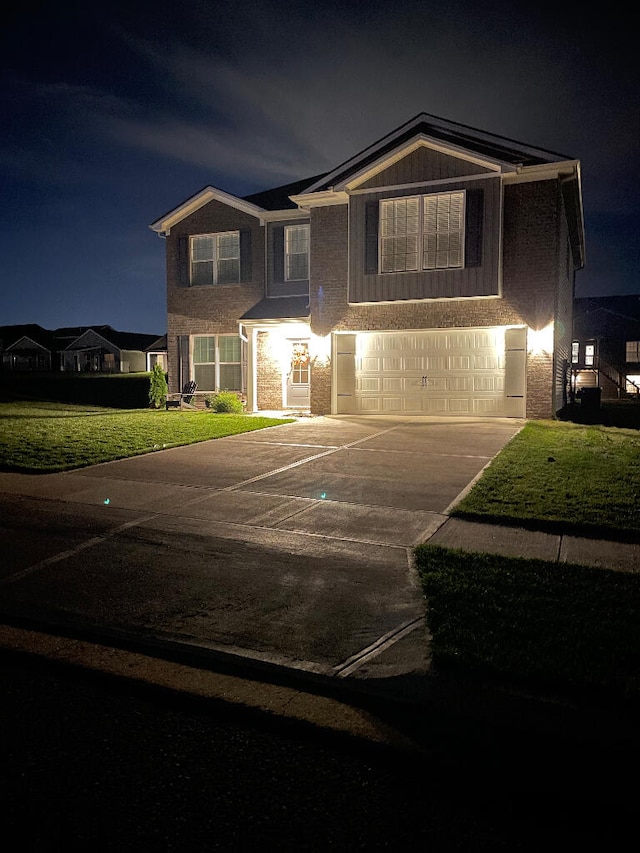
xmin=2 ymin=650 xmax=633 ymax=852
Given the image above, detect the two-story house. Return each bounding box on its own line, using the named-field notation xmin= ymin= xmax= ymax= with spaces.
xmin=151 ymin=113 xmax=585 ymax=419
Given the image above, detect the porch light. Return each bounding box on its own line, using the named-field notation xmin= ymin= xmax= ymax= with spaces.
xmin=310 ymin=333 xmax=331 ymax=365
xmin=527 ymin=323 xmax=554 ymax=355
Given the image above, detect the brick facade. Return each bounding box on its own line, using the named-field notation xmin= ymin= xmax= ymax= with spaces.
xmin=306 ymin=181 xmax=569 ymax=418
xmin=165 ymin=200 xmax=264 ymax=394
xmin=155 ymin=117 xmax=582 ymax=420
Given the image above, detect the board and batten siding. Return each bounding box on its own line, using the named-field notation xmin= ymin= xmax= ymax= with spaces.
xmin=356 ymin=145 xmax=494 ymax=190
xmin=348 ymin=176 xmax=501 ymax=304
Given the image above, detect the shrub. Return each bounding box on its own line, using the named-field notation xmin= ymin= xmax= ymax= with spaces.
xmin=148 ymin=363 xmax=168 ymax=409
xmin=205 ymin=391 xmax=244 ymax=413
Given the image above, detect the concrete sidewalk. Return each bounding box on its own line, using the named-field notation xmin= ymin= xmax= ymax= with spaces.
xmin=1 ymin=414 xmax=638 ymax=752
xmin=427 ymin=516 xmax=640 ymax=573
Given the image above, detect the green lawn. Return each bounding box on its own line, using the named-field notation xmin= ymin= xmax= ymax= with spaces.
xmin=0 ymin=400 xmax=293 ymax=472
xmin=415 ymin=544 xmax=640 ymax=701
xmin=417 ymin=417 xmax=640 ymax=705
xmin=453 ymin=419 xmax=640 ymax=536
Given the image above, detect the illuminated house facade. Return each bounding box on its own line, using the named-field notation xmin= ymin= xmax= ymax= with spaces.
xmin=151 ymin=113 xmax=584 ymax=418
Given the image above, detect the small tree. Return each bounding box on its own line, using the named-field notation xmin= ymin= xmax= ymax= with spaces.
xmin=148 ymin=363 xmax=168 ymax=409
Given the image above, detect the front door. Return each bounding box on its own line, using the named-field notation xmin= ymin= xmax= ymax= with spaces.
xmin=286 ymin=340 xmax=310 ymax=408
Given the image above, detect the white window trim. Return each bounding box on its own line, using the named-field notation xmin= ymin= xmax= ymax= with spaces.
xmin=284 ymin=224 xmax=310 ymax=281
xmin=379 ymin=190 xmax=466 ymax=274
xmin=190 ymin=231 xmax=240 ymax=286
xmin=192 ymin=334 xmax=245 ymax=392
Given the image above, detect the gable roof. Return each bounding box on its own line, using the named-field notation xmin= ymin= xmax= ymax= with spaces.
xmin=149 ymin=112 xmax=584 ymax=266
xmin=574 ymin=296 xmax=640 ymax=338
xmin=0 ymin=324 xmax=56 ymax=351
xmin=150 ymin=186 xmax=268 ymax=235
xmin=63 ymin=326 xmax=160 ymax=352
xmin=304 ymin=112 xmax=576 ymax=194
xmin=145 ymin=334 xmax=167 ymax=352
xmin=5 ymin=334 xmax=53 ymax=353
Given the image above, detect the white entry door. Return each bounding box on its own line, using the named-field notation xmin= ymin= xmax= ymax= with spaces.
xmin=286 ymin=340 xmax=310 ymax=408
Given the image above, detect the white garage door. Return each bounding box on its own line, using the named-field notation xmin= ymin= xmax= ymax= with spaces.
xmin=335 ymin=327 xmax=526 ymax=417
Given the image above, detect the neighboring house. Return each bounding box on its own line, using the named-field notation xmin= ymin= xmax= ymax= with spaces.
xmin=1 ymin=324 xmax=166 ymax=373
xmin=0 ymin=324 xmax=56 ymax=371
xmin=572 ymin=296 xmax=640 ymax=398
xmin=59 ymin=326 xmax=162 ymax=373
xmin=150 ymin=112 xmax=585 ymax=418
xmin=145 ymin=335 xmax=168 ymax=372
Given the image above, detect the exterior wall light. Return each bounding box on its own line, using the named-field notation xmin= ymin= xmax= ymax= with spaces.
xmin=310 ymin=333 xmax=331 ymax=365
xmin=527 ymin=323 xmax=554 ymax=355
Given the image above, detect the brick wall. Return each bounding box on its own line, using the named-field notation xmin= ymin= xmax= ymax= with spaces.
xmin=308 ymin=180 xmax=564 ymax=417
xmin=310 ymin=359 xmax=331 ymax=415
xmin=256 ymin=331 xmax=283 ymax=410
xmin=165 ymin=199 xmax=264 ymax=393
xmin=164 ymin=180 xmax=568 ymax=418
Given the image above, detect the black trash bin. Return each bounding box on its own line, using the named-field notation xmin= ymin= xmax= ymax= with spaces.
xmin=579 ymin=387 xmax=601 ymax=410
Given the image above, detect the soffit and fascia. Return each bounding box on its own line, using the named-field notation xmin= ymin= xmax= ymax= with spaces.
xmin=150 ymin=187 xmax=269 ymax=235
xmin=290 ymin=120 xmax=584 ymax=267
xmin=150 ymin=186 xmax=314 ymax=235
xmin=149 ymin=113 xmax=584 ymax=261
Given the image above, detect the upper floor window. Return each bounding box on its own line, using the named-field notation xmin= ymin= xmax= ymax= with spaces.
xmin=584 ymin=343 xmax=595 ymax=366
xmin=191 ymin=232 xmax=240 ymax=285
xmin=626 ymin=341 xmax=640 ymax=362
xmin=380 ymin=191 xmax=464 ymax=274
xmin=285 ymin=224 xmax=309 ymax=281
xmin=571 ymin=341 xmax=579 ymax=364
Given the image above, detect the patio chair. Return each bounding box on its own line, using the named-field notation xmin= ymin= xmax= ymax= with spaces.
xmin=165 ymin=380 xmax=198 ymax=410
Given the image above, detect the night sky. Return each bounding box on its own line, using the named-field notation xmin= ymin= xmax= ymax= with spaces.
xmin=2 ymin=1 xmax=637 ymax=335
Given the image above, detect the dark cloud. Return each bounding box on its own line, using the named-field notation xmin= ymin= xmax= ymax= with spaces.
xmin=0 ymin=0 xmax=637 ymax=332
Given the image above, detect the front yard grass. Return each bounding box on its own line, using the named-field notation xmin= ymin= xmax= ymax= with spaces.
xmin=0 ymin=400 xmax=293 ymax=472
xmin=453 ymin=419 xmax=640 ymax=536
xmin=415 ymin=544 xmax=640 ymax=702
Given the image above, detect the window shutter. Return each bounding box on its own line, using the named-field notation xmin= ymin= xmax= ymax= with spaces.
xmin=178 ymin=234 xmax=189 ymax=287
xmin=273 ymin=225 xmax=285 ymax=282
xmin=464 ymin=189 xmax=484 ymax=268
xmin=239 ymin=228 xmax=252 ymax=282
xmin=364 ymin=201 xmax=379 ymax=274
xmin=177 ymin=236 xmax=189 ymax=287
xmin=178 ymin=335 xmax=190 ymax=388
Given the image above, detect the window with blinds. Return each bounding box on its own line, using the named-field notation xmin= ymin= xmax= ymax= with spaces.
xmin=191 ymin=232 xmax=240 ymax=285
xmin=285 ymin=224 xmax=309 ymax=281
xmin=192 ymin=335 xmax=244 ymax=391
xmin=380 ymin=191 xmax=465 ymax=273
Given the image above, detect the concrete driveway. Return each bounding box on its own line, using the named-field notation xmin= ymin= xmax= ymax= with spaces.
xmin=0 ymin=415 xmax=522 ymax=682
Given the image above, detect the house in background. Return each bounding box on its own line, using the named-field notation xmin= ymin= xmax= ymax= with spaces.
xmin=0 ymin=324 xmax=56 ymax=371
xmin=59 ymin=326 xmax=162 ymax=373
xmin=151 ymin=112 xmax=585 ymax=418
xmin=0 ymin=324 xmax=166 ymax=373
xmin=572 ymin=296 xmax=640 ymax=398
xmin=145 ymin=335 xmax=168 ymax=372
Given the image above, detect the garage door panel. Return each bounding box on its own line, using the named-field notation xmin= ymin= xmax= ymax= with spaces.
xmin=448 ymin=355 xmax=471 ymax=370
xmin=359 ymin=377 xmax=380 ymax=391
xmin=353 ymin=327 xmax=525 ymax=417
xmin=447 ymin=377 xmax=472 ymax=391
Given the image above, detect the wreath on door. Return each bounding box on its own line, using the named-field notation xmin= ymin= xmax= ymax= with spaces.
xmin=291 ymin=343 xmax=310 ymax=367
